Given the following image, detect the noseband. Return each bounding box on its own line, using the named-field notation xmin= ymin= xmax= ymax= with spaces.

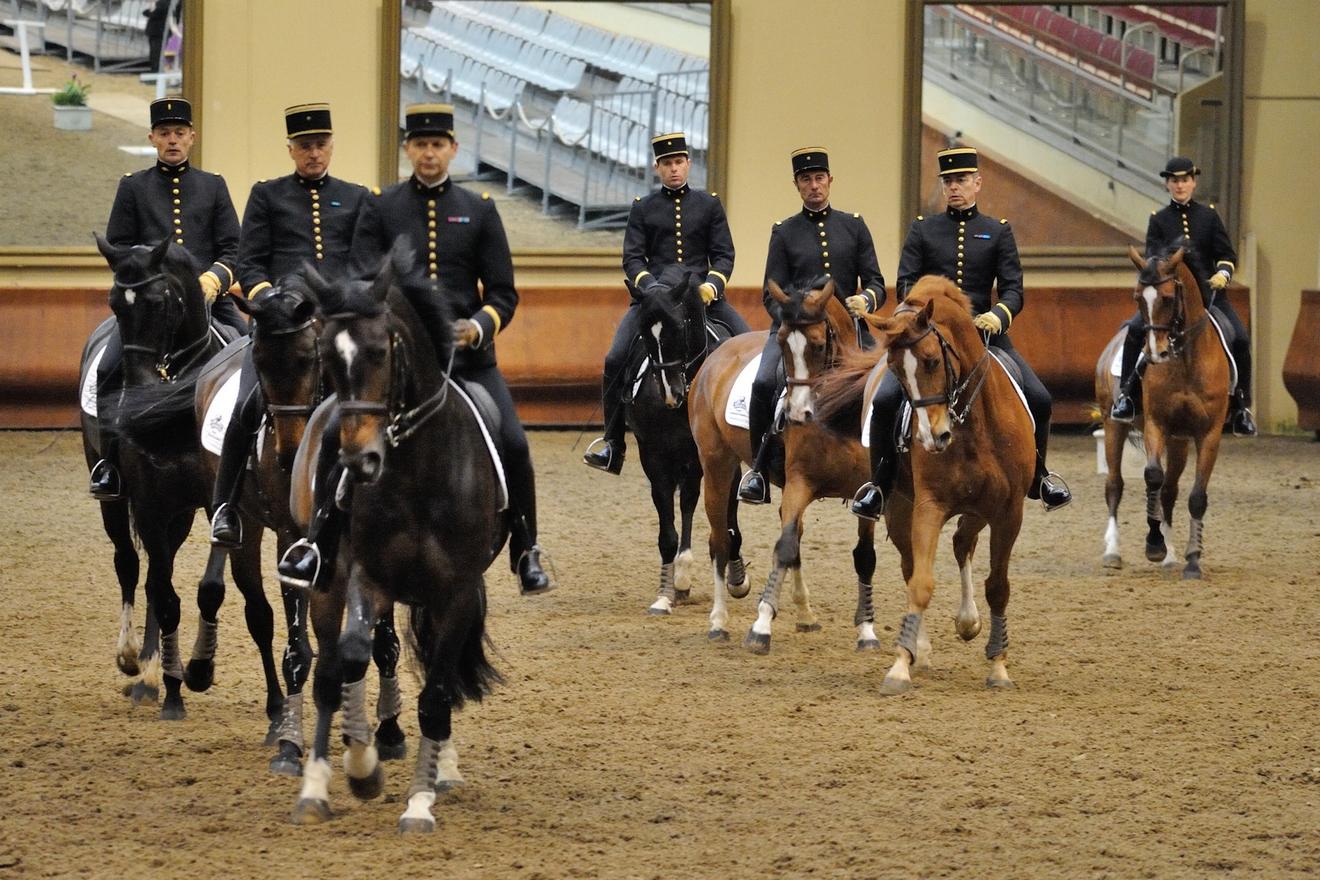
xmin=1140 ymin=270 xmax=1206 ymax=357
xmin=888 ymin=309 xmax=992 ymax=425
xmin=114 ymin=269 xmax=211 ymax=382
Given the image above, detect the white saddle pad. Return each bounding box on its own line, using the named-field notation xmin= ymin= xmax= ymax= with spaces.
xmin=80 ymin=343 xmax=107 ymax=417
xmin=1108 ymin=345 xmax=1124 ymax=378
xmin=724 ymin=354 xmax=760 ymax=430
xmin=988 ymin=350 xmax=1036 ymax=432
xmin=1108 ymin=317 xmax=1238 ymax=390
xmin=201 ymin=370 xmax=242 ymax=455
xmin=449 ymin=379 xmax=509 ymax=512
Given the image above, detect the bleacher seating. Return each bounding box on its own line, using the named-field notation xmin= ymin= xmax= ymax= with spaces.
xmin=994 ymin=5 xmax=1157 ymax=87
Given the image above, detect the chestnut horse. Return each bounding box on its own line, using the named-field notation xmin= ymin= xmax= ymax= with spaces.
xmin=688 ymin=279 xmax=880 ymax=654
xmin=1094 ymin=247 xmax=1229 ymax=580
xmin=842 ymin=276 xmax=1036 ymax=694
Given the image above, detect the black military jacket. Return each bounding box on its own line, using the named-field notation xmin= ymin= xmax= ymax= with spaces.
xmin=763 ymin=205 xmax=886 ymax=315
xmin=106 ymin=159 xmax=240 ymax=292
xmin=238 ymin=173 xmax=369 ymax=297
xmin=897 ymin=205 xmax=1023 ymax=328
xmin=622 ymin=184 xmax=735 ymax=297
xmin=352 ymin=176 xmax=516 ymax=369
xmin=1145 ymin=199 xmax=1236 ymax=295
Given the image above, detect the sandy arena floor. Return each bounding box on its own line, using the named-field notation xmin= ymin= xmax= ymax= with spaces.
xmin=0 ymin=429 xmax=1317 ymax=878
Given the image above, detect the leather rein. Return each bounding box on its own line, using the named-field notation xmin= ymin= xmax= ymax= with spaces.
xmin=887 ymin=308 xmax=993 ymax=425
xmin=114 ymin=270 xmax=213 ymax=382
xmin=1139 ymin=270 xmax=1208 ymax=358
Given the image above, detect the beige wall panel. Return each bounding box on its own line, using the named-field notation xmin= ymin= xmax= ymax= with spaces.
xmin=722 ymin=0 xmax=907 ymax=289
xmin=199 ymin=0 xmax=385 ymax=218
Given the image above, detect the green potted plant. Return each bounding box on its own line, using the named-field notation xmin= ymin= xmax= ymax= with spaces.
xmin=52 ymin=74 xmax=92 ymax=131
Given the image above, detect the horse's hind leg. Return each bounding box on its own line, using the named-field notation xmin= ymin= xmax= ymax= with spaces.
xmin=185 ymin=545 xmax=227 ymax=694
xmin=100 ymin=499 xmax=142 ymax=677
xmin=983 ymin=504 xmax=1024 ymax=689
xmin=1181 ymin=430 xmax=1221 ymax=580
xmin=142 ymin=518 xmax=189 ymax=720
xmin=952 ymin=515 xmax=985 ymax=643
xmin=703 ymin=456 xmax=737 ymax=641
xmin=646 ymin=466 xmax=682 ymax=616
xmin=1102 ymin=420 xmax=1129 ymax=568
xmin=1159 ymin=438 xmax=1189 ymax=570
xmin=673 ymin=462 xmax=702 ymax=602
xmin=746 ymin=480 xmax=811 ymax=654
xmin=291 ymin=590 xmax=345 ymax=825
xmin=271 ymin=574 xmax=312 ymax=777
xmin=227 ymin=534 xmax=284 ymax=738
xmin=853 ymin=519 xmax=880 ymax=652
xmin=372 ymin=607 xmax=407 ymax=761
xmin=1142 ymin=426 xmax=1171 ymax=563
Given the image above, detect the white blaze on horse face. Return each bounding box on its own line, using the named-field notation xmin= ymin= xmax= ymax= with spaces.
xmin=334 ymin=329 xmax=358 ymax=372
xmin=1142 ymin=286 xmax=1166 ymax=363
xmin=785 ymin=330 xmax=812 ymax=421
xmin=124 ymin=289 xmax=136 ymax=305
xmin=902 ymin=349 xmax=936 ymax=450
xmin=651 ymin=321 xmax=677 ymax=406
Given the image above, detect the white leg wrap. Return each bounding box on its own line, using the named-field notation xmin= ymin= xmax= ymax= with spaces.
xmin=708 ymin=560 xmax=729 ymax=633
xmin=401 ymin=790 xmax=437 ymax=824
xmin=955 ymin=563 xmax=981 ymax=640
xmin=299 ymin=755 xmax=332 ymax=804
xmin=674 ymin=548 xmax=694 ymax=591
xmin=140 ymin=652 xmax=162 ymax=691
xmin=117 ymin=603 xmax=139 ymax=659
xmin=343 ymin=740 xmax=379 ymax=780
xmin=1160 ymin=520 xmax=1178 ymax=566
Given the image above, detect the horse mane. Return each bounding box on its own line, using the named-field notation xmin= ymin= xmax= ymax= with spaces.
xmin=812 ymin=345 xmax=884 ymax=432
xmin=904 ymin=274 xmax=973 ymax=318
xmin=1138 ymin=244 xmax=1191 ymax=286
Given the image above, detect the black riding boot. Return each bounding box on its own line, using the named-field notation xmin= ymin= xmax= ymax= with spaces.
xmin=277 ymin=485 xmax=342 ymax=591
xmin=737 ymin=431 xmax=773 ymax=504
xmin=1111 ymin=347 xmax=1147 ymax=424
xmin=1227 ymin=342 xmax=1257 ymax=436
xmin=583 ymin=385 xmax=626 ymax=474
xmin=208 ymin=421 xmax=253 ymax=548
xmin=89 ymin=433 xmax=123 ymax=500
xmin=1026 ymin=426 xmax=1072 ymax=511
xmin=850 ymin=456 xmax=895 ymax=521
xmin=510 ymin=514 xmax=553 ymax=595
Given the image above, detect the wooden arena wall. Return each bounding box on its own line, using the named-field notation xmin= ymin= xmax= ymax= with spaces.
xmin=0 ymin=285 xmax=1252 ymax=429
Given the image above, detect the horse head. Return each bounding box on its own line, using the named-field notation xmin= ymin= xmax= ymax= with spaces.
xmin=96 ymin=233 xmax=209 ymax=386
xmin=233 ymin=280 xmax=321 ymax=469
xmin=768 ymin=277 xmax=844 ymax=424
xmin=1130 ymin=245 xmax=1197 ymax=364
xmin=302 ymin=239 xmax=441 ymax=483
xmin=637 ymin=268 xmax=704 ymax=409
xmin=863 ymin=276 xmax=979 ymax=454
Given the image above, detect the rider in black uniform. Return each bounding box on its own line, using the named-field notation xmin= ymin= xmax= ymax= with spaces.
xmin=851 ymin=146 xmax=1071 ymax=519
xmin=583 ymin=131 xmax=749 ymax=474
xmin=1109 ymin=156 xmax=1256 ymax=435
xmin=208 ymin=103 xmax=370 ymax=546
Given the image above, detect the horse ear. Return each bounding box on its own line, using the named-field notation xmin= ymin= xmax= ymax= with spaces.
xmin=388 ymin=236 xmax=415 ymax=278
xmin=300 ymin=261 xmax=333 ymax=309
xmin=93 ymin=232 xmax=126 ymax=268
xmin=149 ymin=236 xmax=172 ymax=267
xmin=1128 ymin=245 xmax=1146 ymax=271
xmin=919 ymin=297 xmax=935 ymax=325
xmin=821 ymin=278 xmax=836 ymax=301
xmin=804 ymin=281 xmax=834 ymax=313
xmin=1169 ymin=247 xmax=1186 ymax=269
xmin=767 ymin=280 xmax=790 ymax=305
xmin=292 ymin=297 xmax=318 ymax=324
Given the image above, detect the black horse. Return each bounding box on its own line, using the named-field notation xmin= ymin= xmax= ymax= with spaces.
xmin=207 ymin=282 xmax=407 ymax=776
xmin=625 ymin=268 xmax=739 ymax=615
xmin=288 ymin=246 xmax=501 ymax=833
xmin=81 ymin=235 xmax=284 ymax=725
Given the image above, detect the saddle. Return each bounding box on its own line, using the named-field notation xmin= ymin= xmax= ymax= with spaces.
xmin=448 ymin=376 xmax=509 ymax=512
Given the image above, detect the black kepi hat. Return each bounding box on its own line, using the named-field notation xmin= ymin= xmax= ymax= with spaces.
xmin=1160 ymin=156 xmax=1200 ymax=179
xmin=651 ymin=132 xmax=688 ymax=160
xmin=791 ymin=146 xmax=829 ymax=176
xmin=404 ymin=103 xmax=455 ymax=139
xmin=150 ymin=97 xmax=192 ymax=127
xmin=937 ymin=146 xmax=978 ymax=176
xmin=286 ymin=103 xmax=332 ymax=139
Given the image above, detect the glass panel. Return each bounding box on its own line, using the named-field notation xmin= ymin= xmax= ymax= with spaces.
xmin=919 ymin=2 xmax=1231 ymax=247
xmin=0 ymin=0 xmax=185 ymax=246
xmin=397 ymin=0 xmax=713 ymax=250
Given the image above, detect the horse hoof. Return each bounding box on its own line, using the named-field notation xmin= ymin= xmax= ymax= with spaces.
xmin=116 ymin=655 xmax=140 ymax=677
xmin=184 ymin=659 xmax=214 ymax=693
xmin=955 ymin=619 xmax=982 ymax=642
xmin=795 ymin=622 xmax=822 ymax=633
xmin=434 ymin=778 xmax=464 ymax=795
xmin=645 ymin=605 xmax=671 ymax=616
xmin=856 ymin=639 xmax=881 ymax=652
xmin=347 ymin=763 xmax=385 ymax=801
xmin=707 ymin=628 xmax=730 ymax=643
xmin=1102 ymin=553 xmax=1123 ymax=569
xmin=159 ymin=702 xmax=186 ymax=721
xmin=726 ymin=579 xmax=752 ymax=600
xmin=291 ymin=798 xmax=332 ymax=825
xmin=375 ymin=738 xmax=407 ymax=762
xmin=986 ymin=677 xmax=1017 ymax=690
xmin=1145 ymin=544 xmax=1167 ymax=563
xmin=743 ymin=630 xmax=770 ymax=655
xmin=269 ymin=755 xmax=303 ymax=777
xmin=398 ymin=816 xmax=435 ymax=835
xmin=673 ymin=589 xmax=692 ymax=605
xmin=879 ymin=675 xmax=912 ymax=696
xmin=1181 ymin=566 xmax=1203 ymax=581
xmin=130 ymin=682 xmax=159 ymax=706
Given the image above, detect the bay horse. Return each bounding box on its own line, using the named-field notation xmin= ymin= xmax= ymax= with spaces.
xmin=688 ymin=279 xmax=880 ymax=654
xmin=1094 ymin=246 xmax=1229 ymax=579
xmin=839 ymin=276 xmax=1036 ymax=694
xmin=195 ymin=282 xmax=407 ymax=776
xmin=81 ymin=234 xmax=284 ymax=724
xmin=625 ymin=268 xmax=722 ymax=615
xmin=287 ymin=246 xmax=501 ymax=834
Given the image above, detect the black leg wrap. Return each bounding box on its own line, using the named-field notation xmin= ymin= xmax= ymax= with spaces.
xmin=759 ymin=565 xmax=785 ymax=617
xmin=896 ymin=612 xmax=922 ymax=663
xmin=985 ymin=614 xmax=1009 ymax=660
xmin=853 ymin=582 xmax=875 ymax=626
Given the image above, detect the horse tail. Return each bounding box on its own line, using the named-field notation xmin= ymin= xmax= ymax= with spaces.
xmin=814 ymin=346 xmax=884 ymax=427
xmin=407 ymin=585 xmax=502 ymax=709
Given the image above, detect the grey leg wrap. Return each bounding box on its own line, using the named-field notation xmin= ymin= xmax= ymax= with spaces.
xmin=853 ymin=582 xmax=875 ymax=626
xmin=896 ymin=612 xmax=923 ymax=663
xmin=759 ymin=566 xmax=786 ymax=617
xmin=376 ymin=674 xmax=404 ymax=722
xmin=1186 ymin=518 xmax=1204 ymax=560
xmin=339 ymin=677 xmax=371 ymax=746
xmin=726 ymin=556 xmax=746 ymax=586
xmin=160 ymin=630 xmax=184 ymax=680
xmin=1145 ymin=486 xmax=1162 ymax=524
xmin=657 ymin=562 xmax=676 ymax=604
xmin=191 ymin=617 xmax=218 ymax=661
xmin=408 ymin=735 xmax=443 ymax=798
xmin=985 ymin=614 xmax=1009 ymax=660
xmin=277 ymin=691 xmax=305 ymax=751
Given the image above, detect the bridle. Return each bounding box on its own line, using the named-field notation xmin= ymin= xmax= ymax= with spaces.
xmin=1139 ymin=267 xmax=1206 ymax=358
xmin=254 ymin=316 xmax=323 ymax=423
xmin=780 ymin=316 xmax=839 ymax=388
xmin=647 ymin=311 xmax=709 ymax=393
xmin=327 ymin=316 xmax=457 ymax=448
xmin=887 ymin=307 xmax=993 ymax=425
xmin=114 ymin=269 xmax=211 ymax=382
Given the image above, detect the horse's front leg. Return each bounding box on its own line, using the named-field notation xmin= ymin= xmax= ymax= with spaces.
xmin=271 ymin=573 xmax=312 ymax=777
xmin=951 ymin=515 xmax=985 ymax=644
xmin=673 ymin=461 xmax=702 ymax=603
xmin=226 ymin=531 xmax=284 ymax=738
xmin=99 ymin=498 xmax=142 ymax=677
xmin=1102 ymin=420 xmax=1130 ymax=568
xmin=852 ymin=518 xmax=880 ymax=651
xmin=291 ymin=587 xmax=346 ymax=824
xmin=184 ymin=545 xmax=227 ymax=694
xmin=1160 ymin=438 xmax=1189 ymax=571
xmin=1142 ymin=423 xmax=1173 ymax=564
xmin=983 ymin=502 xmax=1024 ymax=689
xmin=372 ymin=607 xmax=407 ymax=761
xmin=704 ymin=458 xmax=737 ymax=641
xmin=646 ymin=464 xmax=682 ymax=616
xmin=745 ymin=481 xmax=812 ymax=654
xmin=1181 ymin=429 xmax=1221 ymax=580
xmin=139 ymin=517 xmax=189 ymax=720
xmin=881 ymin=502 xmax=944 ymax=695
xmin=338 ymin=569 xmax=388 ymax=802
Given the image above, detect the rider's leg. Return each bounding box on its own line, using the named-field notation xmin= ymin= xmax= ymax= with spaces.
xmin=1213 ymin=295 xmax=1257 ymax=436
xmin=737 ymin=331 xmax=781 ymax=504
xmin=850 ymin=371 xmax=903 ymax=520
xmin=90 ymin=331 xmax=125 ymax=499
xmin=1111 ymin=312 xmax=1145 ymax=422
xmin=209 ymin=353 xmax=262 ymax=547
xmin=1000 ymin=343 xmax=1072 ymax=510
xmin=584 ymin=306 xmax=642 ymax=474
xmin=276 ymin=414 xmax=344 ymax=591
